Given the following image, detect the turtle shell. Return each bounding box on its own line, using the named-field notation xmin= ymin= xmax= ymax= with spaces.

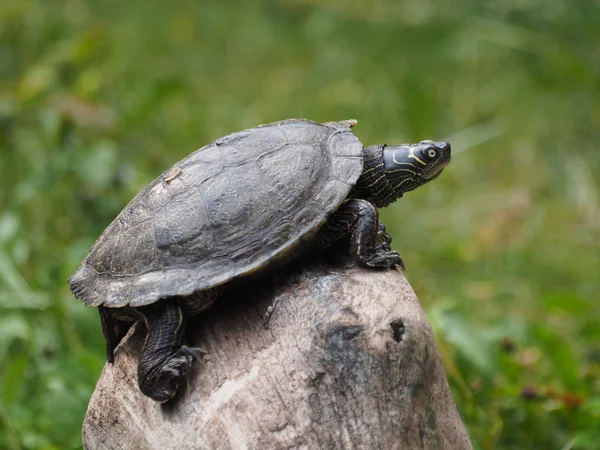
xmin=69 ymin=119 xmax=363 ymax=308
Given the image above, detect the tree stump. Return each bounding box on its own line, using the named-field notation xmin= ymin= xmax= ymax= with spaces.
xmin=82 ymin=263 xmax=472 ymax=449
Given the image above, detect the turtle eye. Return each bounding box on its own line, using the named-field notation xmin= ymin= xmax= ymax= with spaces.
xmin=426 ymin=148 xmax=437 ymax=159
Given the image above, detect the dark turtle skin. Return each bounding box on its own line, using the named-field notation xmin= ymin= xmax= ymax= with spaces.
xmin=69 ymin=119 xmax=451 ymax=402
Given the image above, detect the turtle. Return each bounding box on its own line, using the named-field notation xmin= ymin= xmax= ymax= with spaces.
xmin=69 ymin=118 xmax=451 ymax=402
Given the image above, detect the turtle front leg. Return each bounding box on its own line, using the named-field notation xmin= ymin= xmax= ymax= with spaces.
xmin=322 ymin=199 xmax=405 ymax=270
xmin=137 ymin=298 xmax=205 ymax=403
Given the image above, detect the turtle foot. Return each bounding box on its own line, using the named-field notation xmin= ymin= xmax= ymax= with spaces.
xmin=361 ymin=250 xmax=405 ymax=271
xmin=139 ymin=346 xmax=207 ymax=403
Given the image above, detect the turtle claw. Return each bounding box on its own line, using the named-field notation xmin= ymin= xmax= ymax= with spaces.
xmin=138 ymin=346 xmax=208 ymax=403
xmin=179 ymin=345 xmax=207 ymax=361
xmin=363 ymin=250 xmax=405 ymax=271
xmin=376 ymin=241 xmax=393 ymax=253
xmin=177 ymin=346 xmax=208 ymax=393
xmin=374 ymin=222 xmax=396 ymax=259
xmin=377 ymin=222 xmax=393 ymax=245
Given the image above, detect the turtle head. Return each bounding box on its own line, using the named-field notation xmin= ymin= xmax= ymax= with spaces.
xmin=382 ymin=140 xmax=451 ymax=194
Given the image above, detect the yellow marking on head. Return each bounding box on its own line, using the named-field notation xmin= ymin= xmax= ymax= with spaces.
xmin=408 ymin=148 xmax=427 ymax=166
xmin=392 ymin=151 xmax=403 ymax=165
xmin=393 ymin=149 xmax=426 ymax=166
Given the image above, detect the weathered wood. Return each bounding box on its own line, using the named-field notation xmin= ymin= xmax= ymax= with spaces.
xmin=83 ymin=263 xmax=472 ymax=450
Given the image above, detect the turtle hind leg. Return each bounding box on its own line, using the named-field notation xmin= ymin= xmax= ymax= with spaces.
xmin=137 ymin=298 xmax=205 ymax=403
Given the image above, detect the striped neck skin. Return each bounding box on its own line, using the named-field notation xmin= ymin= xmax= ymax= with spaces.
xmin=352 ymin=141 xmax=451 ymax=208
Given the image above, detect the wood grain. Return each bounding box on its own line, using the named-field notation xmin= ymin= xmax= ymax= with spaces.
xmin=83 ymin=263 xmax=472 ymax=450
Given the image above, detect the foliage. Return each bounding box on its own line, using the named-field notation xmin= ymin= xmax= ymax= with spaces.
xmin=0 ymin=0 xmax=598 ymax=448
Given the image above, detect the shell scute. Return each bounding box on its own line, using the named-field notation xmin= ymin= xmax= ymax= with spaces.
xmin=69 ymin=119 xmax=363 ymax=307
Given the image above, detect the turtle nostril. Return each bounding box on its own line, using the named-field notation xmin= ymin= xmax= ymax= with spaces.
xmin=437 ymin=141 xmax=451 ymax=152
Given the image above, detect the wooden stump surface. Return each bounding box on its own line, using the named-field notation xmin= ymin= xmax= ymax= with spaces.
xmin=83 ymin=263 xmax=472 ymax=450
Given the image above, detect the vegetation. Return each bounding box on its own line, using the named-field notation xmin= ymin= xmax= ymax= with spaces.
xmin=1 ymin=0 xmax=598 ymax=448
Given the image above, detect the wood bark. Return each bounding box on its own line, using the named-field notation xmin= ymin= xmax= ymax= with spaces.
xmin=83 ymin=263 xmax=472 ymax=450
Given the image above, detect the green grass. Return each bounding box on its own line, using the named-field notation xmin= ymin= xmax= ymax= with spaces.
xmin=1 ymin=0 xmax=599 ymax=448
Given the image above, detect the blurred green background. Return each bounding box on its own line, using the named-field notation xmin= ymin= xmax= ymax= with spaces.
xmin=1 ymin=0 xmax=599 ymax=448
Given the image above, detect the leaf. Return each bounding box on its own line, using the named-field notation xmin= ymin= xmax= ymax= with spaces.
xmin=0 ymin=213 xmax=19 ymax=244
xmin=0 ymin=293 xmax=49 ymax=310
xmin=0 ymin=315 xmax=30 ymax=363
xmin=0 ymin=250 xmax=30 ymax=293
